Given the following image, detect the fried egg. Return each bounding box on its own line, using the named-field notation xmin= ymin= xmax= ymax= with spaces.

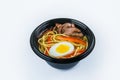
xmin=49 ymin=42 xmax=74 ymax=57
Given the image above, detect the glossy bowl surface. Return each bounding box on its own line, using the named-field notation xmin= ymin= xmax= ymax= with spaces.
xmin=30 ymin=18 xmax=95 ymax=69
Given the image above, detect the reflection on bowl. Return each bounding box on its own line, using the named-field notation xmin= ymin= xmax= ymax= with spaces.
xmin=30 ymin=18 xmax=95 ymax=69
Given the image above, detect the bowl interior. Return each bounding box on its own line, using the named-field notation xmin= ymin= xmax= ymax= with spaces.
xmin=30 ymin=18 xmax=95 ymax=63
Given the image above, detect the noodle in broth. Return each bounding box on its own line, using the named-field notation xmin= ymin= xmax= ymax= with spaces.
xmin=38 ymin=23 xmax=88 ymax=59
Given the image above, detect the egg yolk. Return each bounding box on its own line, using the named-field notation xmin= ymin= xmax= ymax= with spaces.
xmin=56 ymin=44 xmax=70 ymax=54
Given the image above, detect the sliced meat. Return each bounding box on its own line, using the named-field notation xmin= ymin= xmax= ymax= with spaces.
xmin=63 ymin=27 xmax=83 ymax=38
xmin=54 ymin=23 xmax=63 ymax=33
xmin=54 ymin=23 xmax=84 ymax=38
xmin=70 ymin=32 xmax=84 ymax=38
xmin=62 ymin=23 xmax=75 ymax=33
xmin=63 ymin=27 xmax=80 ymax=35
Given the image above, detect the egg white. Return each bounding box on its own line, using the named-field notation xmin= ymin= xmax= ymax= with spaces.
xmin=49 ymin=42 xmax=74 ymax=57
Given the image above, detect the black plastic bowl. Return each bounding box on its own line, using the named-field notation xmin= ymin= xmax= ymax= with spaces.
xmin=30 ymin=18 xmax=95 ymax=69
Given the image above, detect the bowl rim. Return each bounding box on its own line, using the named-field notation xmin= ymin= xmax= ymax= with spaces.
xmin=30 ymin=18 xmax=95 ymax=64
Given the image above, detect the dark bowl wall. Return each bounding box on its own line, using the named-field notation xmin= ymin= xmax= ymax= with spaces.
xmin=30 ymin=18 xmax=95 ymax=69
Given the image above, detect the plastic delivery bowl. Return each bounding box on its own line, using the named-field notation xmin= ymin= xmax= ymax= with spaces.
xmin=30 ymin=18 xmax=95 ymax=69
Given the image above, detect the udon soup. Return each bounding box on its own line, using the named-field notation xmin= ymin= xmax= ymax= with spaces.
xmin=38 ymin=23 xmax=88 ymax=59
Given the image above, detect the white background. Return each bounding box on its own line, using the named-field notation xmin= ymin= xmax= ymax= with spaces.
xmin=0 ymin=0 xmax=120 ymax=80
